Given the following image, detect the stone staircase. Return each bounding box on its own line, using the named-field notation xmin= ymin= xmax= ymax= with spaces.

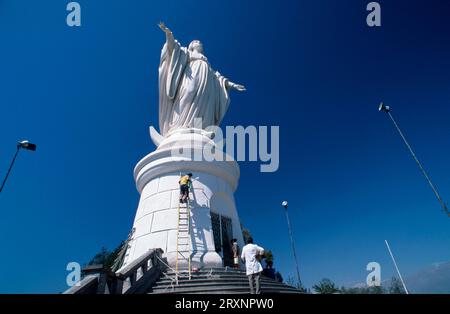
xmin=148 ymin=267 xmax=302 ymax=294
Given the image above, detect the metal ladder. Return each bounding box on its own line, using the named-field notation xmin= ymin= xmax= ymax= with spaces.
xmin=175 ymin=198 xmax=191 ymax=283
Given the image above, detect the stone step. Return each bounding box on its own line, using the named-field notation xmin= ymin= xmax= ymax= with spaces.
xmin=152 ymin=289 xmax=301 ymax=295
xmin=164 ymin=270 xmax=247 ymax=277
xmin=150 ymin=282 xmax=301 ymax=294
xmin=167 ymin=270 xmax=271 ymax=276
xmin=154 ymin=277 xmax=292 ymax=287
xmin=151 ymin=285 xmax=299 ymax=294
xmin=153 ymin=279 xmax=298 ymax=289
xmin=152 ymin=273 xmax=298 ymax=288
xmin=165 ymin=273 xmax=250 ymax=278
xmin=148 ymin=267 xmax=302 ymax=294
xmin=152 ymin=290 xmax=300 ymax=294
xmin=165 ymin=267 xmax=245 ymax=273
xmin=155 ymin=273 xmax=295 ymax=289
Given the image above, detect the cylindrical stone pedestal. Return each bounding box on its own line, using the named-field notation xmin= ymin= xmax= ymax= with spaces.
xmin=121 ymin=128 xmax=245 ymax=270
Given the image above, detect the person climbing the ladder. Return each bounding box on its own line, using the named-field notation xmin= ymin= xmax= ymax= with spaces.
xmin=179 ymin=173 xmax=193 ymax=203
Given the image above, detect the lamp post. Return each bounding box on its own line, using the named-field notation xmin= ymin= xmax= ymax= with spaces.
xmin=281 ymin=200 xmax=302 ymax=287
xmin=0 ymin=140 xmax=37 ymax=194
xmin=384 ymin=240 xmax=409 ymax=294
xmin=379 ymin=103 xmax=449 ymax=217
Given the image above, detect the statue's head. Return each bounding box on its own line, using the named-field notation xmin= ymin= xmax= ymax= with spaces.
xmin=188 ymin=40 xmax=204 ymax=54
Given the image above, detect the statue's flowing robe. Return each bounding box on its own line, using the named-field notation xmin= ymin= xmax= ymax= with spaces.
xmin=158 ymin=40 xmax=230 ymax=136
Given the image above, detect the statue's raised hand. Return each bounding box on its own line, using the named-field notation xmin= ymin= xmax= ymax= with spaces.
xmin=158 ymin=22 xmax=171 ymax=34
xmin=159 ymin=22 xmax=175 ymax=51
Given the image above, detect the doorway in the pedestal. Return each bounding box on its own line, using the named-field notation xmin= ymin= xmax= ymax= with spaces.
xmin=211 ymin=212 xmax=233 ymax=267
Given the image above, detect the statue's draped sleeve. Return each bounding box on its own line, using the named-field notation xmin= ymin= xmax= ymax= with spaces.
xmin=214 ymin=71 xmax=230 ymax=126
xmin=158 ymin=40 xmax=189 ymax=136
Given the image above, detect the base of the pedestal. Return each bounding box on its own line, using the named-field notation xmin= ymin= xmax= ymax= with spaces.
xmin=165 ymin=250 xmax=223 ymax=269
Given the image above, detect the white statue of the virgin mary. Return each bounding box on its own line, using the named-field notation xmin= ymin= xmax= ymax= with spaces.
xmin=157 ymin=22 xmax=246 ymax=137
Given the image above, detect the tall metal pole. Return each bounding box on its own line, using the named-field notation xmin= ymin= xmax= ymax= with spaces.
xmin=282 ymin=201 xmax=302 ymax=287
xmin=0 ymin=146 xmax=21 ymax=194
xmin=379 ymin=103 xmax=450 ymax=217
xmin=385 ymin=240 xmax=409 ymax=294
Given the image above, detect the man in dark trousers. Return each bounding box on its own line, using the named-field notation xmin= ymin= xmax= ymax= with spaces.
xmin=231 ymin=238 xmax=240 ymax=269
xmin=241 ymin=237 xmax=264 ymax=294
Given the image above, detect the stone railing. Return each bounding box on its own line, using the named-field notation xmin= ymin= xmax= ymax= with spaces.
xmin=64 ymin=248 xmax=165 ymax=294
xmin=63 ymin=273 xmax=101 ymax=294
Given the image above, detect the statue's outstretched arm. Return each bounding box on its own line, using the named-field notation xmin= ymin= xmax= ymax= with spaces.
xmin=226 ymin=80 xmax=246 ymax=92
xmin=216 ymin=71 xmax=245 ymax=91
xmin=158 ymin=22 xmax=175 ymax=53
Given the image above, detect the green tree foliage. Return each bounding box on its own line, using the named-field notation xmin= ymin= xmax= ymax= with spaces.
xmin=275 ymin=271 xmax=283 ymax=283
xmin=336 ymin=279 xmax=407 ymax=294
xmin=389 ymin=277 xmax=406 ymax=294
xmin=340 ymin=285 xmax=385 ymax=294
xmin=264 ymin=250 xmax=274 ymax=264
xmin=242 ymin=228 xmax=252 ymax=244
xmin=312 ymin=278 xmax=340 ymax=294
xmin=86 ymin=242 xmax=124 ymax=270
xmin=370 ymin=285 xmax=385 ymax=294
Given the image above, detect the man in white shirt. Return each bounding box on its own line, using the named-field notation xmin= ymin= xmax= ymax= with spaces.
xmin=240 ymin=237 xmax=264 ymax=294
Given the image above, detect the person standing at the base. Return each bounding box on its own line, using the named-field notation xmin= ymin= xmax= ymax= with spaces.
xmin=179 ymin=173 xmax=192 ymax=203
xmin=241 ymin=237 xmax=264 ymax=294
xmin=231 ymin=239 xmax=240 ymax=269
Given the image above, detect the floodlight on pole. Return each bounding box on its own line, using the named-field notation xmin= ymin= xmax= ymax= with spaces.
xmin=18 ymin=140 xmax=37 ymax=151
xmin=0 ymin=140 xmax=37 ymax=194
xmin=281 ymin=200 xmax=302 ymax=288
xmin=379 ymin=103 xmax=450 ymax=217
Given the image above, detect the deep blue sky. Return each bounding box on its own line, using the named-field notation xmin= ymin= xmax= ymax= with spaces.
xmin=1 ymin=0 xmax=450 ymax=293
